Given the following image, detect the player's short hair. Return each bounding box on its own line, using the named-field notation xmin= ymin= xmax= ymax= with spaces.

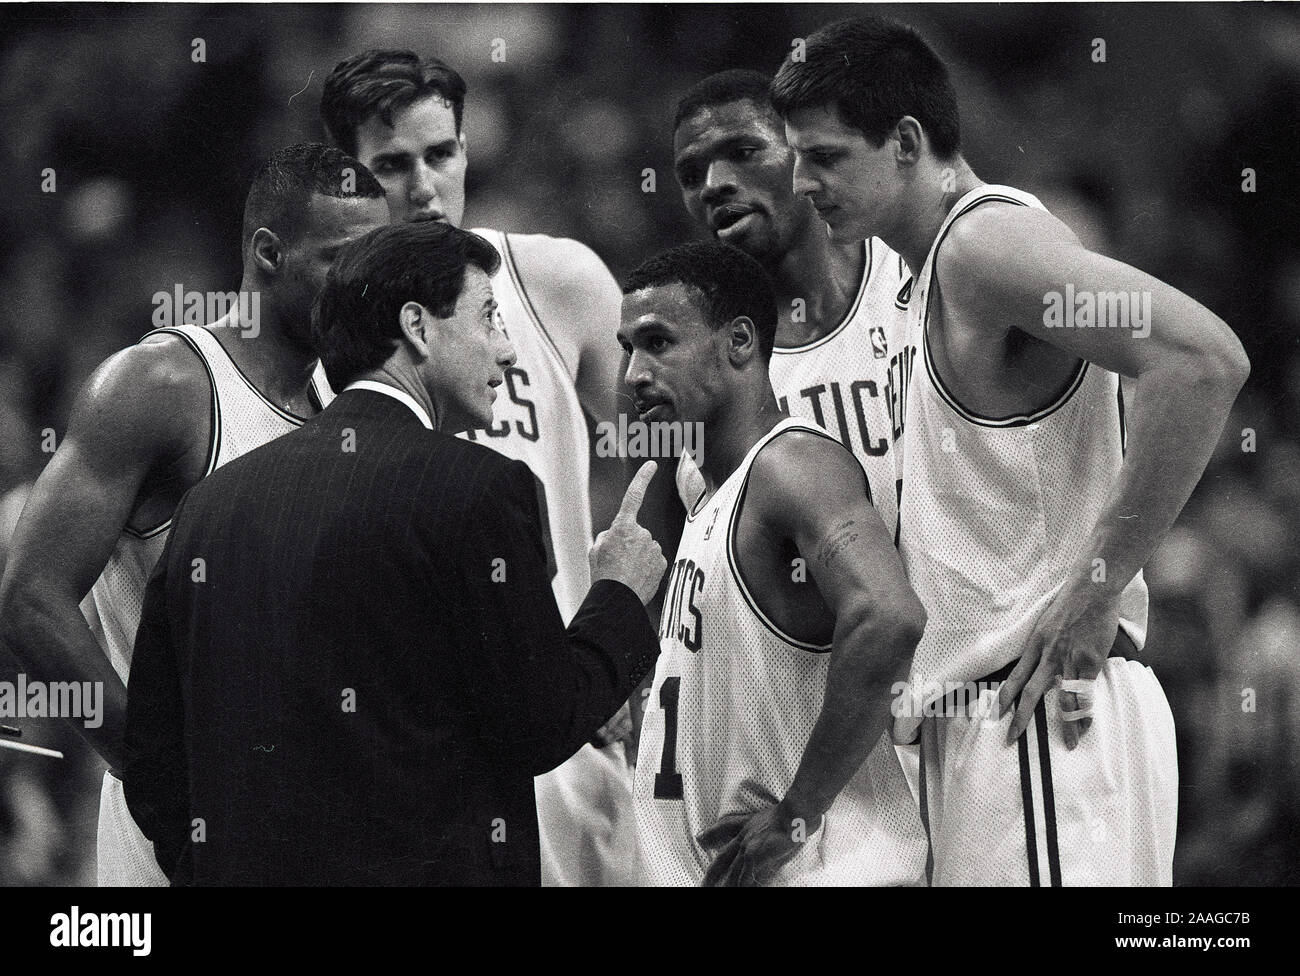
xmin=312 ymin=221 xmax=501 ymax=390
xmin=673 ymin=69 xmax=777 ymax=133
xmin=241 ymin=143 xmax=385 ymax=246
xmin=770 ymin=15 xmax=961 ymax=159
xmin=321 ymin=49 xmax=468 ymax=156
xmin=622 ymin=242 xmax=778 ymax=362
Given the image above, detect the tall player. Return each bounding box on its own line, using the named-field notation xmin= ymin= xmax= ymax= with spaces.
xmin=0 ymin=145 xmax=389 ymax=885
xmin=774 ymin=16 xmax=1250 ymax=885
xmin=320 ymin=50 xmax=636 ymax=887
xmin=673 ymin=69 xmax=910 ymax=535
xmin=622 ymin=242 xmax=929 ymax=886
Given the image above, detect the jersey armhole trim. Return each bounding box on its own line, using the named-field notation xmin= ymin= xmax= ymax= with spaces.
xmin=499 ymin=231 xmax=578 ymax=381
xmin=922 ymin=194 xmax=1089 ymax=428
xmin=725 ymin=424 xmax=844 ymax=653
xmin=123 ymin=328 xmax=222 ymax=540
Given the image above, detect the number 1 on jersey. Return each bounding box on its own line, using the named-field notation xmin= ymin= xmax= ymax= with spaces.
xmin=654 ymin=676 xmax=683 ymax=800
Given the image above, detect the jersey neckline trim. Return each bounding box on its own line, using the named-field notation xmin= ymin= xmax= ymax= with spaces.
xmin=771 ymin=239 xmax=872 ymax=355
xmin=921 ymin=191 xmax=1090 ymax=428
xmin=177 ymin=324 xmax=315 ymax=425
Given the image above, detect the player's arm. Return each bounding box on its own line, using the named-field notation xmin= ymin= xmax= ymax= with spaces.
xmin=700 ymin=432 xmax=926 ymax=886
xmin=0 ymin=339 xmax=209 ymax=771
xmin=938 ymin=205 xmax=1249 ymax=744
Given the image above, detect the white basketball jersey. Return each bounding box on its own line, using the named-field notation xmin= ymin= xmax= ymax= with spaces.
xmin=634 ymin=419 xmax=928 ymax=886
xmin=460 ymin=228 xmax=593 ymax=623
xmin=80 ymin=323 xmax=330 ymax=683
xmin=769 ymin=237 xmax=911 ymax=536
xmin=896 ymin=185 xmax=1149 ymax=703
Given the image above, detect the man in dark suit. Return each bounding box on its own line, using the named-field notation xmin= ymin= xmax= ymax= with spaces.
xmin=122 ymin=221 xmax=665 ymax=885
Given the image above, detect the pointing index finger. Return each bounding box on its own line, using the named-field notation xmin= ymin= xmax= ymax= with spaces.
xmin=616 ymin=460 xmax=658 ymax=523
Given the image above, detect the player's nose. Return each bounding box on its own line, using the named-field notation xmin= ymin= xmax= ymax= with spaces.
xmin=624 ymin=349 xmax=652 ymax=388
xmin=410 ymin=160 xmax=440 ymax=206
xmin=791 ymin=156 xmax=819 ymax=198
xmin=701 ymin=160 xmax=737 ymax=203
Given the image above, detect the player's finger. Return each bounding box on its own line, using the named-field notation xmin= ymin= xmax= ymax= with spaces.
xmin=1007 ymin=660 xmax=1055 ymax=745
xmin=997 ymin=639 xmax=1042 ymax=718
xmin=701 ymin=836 xmax=743 ymax=887
xmin=696 ymin=811 xmax=748 ymax=851
xmin=1059 ymin=657 xmax=1096 ymax=750
xmin=1058 ymin=674 xmax=1079 ymax=751
xmin=614 ymin=460 xmax=658 ymax=523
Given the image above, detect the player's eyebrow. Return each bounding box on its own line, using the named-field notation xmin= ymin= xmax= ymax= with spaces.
xmin=675 ymin=133 xmax=763 ymax=176
xmin=368 ymin=149 xmax=411 ymax=166
xmin=628 ymin=320 xmax=672 ymax=343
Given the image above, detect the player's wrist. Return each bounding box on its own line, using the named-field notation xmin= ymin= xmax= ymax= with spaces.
xmin=777 ymin=792 xmax=827 ymax=835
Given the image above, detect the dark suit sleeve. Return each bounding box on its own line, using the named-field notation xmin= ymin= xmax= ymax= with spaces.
xmin=458 ymin=459 xmax=658 ymax=774
xmin=122 ymin=494 xmax=192 ymax=882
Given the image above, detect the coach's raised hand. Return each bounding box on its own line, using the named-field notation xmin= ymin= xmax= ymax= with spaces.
xmin=590 ymin=460 xmax=666 ymax=605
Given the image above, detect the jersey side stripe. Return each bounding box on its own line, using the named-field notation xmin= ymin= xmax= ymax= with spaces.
xmin=1034 ymin=703 xmax=1064 ymax=886
xmin=1017 ymin=719 xmax=1042 ymax=886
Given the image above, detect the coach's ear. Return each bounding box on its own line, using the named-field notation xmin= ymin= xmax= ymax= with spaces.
xmin=250 ymin=227 xmax=285 ymax=276
xmin=894 ymin=116 xmax=923 ymax=166
xmin=399 ymin=301 xmax=430 ymax=359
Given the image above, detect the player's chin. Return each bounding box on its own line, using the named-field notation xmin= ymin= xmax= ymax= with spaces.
xmin=824 ymin=216 xmax=869 ymax=245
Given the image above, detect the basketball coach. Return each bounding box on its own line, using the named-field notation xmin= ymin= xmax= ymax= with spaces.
xmin=122 ymin=221 xmax=664 ymax=885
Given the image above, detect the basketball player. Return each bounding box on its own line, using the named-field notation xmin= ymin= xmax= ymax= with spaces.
xmin=774 ymin=15 xmax=1250 ymax=885
xmin=321 ymin=50 xmax=636 ymax=887
xmin=623 ymin=242 xmax=929 ymax=886
xmin=673 ymin=69 xmax=910 ymax=535
xmin=0 ymin=144 xmax=389 ymax=885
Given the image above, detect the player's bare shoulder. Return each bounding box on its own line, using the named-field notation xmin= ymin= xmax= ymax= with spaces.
xmin=936 ymin=200 xmax=1080 ymax=316
xmin=747 ymin=427 xmax=870 ymax=525
xmin=505 ymin=232 xmax=620 ymax=376
xmin=72 ymin=331 xmax=215 ymax=494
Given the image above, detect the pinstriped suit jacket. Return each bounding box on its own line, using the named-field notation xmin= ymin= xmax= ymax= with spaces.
xmin=124 ymin=388 xmax=657 ymax=886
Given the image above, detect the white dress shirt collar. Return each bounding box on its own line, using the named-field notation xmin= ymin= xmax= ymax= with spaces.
xmin=341 ymin=380 xmax=434 ymax=430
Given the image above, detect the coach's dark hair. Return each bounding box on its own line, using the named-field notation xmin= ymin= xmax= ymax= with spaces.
xmin=312 ymin=221 xmax=501 ymax=390
xmin=770 ymin=15 xmax=961 ymax=159
xmin=673 ymin=69 xmax=776 ymax=132
xmin=242 ymin=143 xmax=385 ymax=248
xmin=322 ymin=49 xmax=468 ymax=156
xmin=622 ymin=242 xmax=778 ymax=362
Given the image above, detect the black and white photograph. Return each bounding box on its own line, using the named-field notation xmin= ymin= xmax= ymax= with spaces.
xmin=0 ymin=0 xmax=1291 ymax=945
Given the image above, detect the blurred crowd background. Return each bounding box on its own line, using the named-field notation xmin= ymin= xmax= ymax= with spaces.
xmin=1 ymin=2 xmax=1296 ymax=885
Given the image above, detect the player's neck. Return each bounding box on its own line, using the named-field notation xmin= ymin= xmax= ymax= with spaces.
xmin=769 ymin=228 xmax=865 ymax=348
xmin=210 ymin=288 xmax=318 ymax=410
xmin=698 ymin=393 xmax=785 ymax=491
xmin=893 ymin=159 xmax=982 ymax=276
